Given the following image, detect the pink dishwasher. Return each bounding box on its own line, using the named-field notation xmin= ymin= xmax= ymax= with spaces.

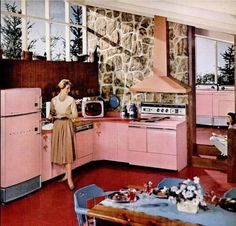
xmin=1 ymin=88 xmax=42 ymax=203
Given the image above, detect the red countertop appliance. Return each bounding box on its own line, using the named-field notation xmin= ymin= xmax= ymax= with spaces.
xmin=1 ymin=88 xmax=42 ymax=203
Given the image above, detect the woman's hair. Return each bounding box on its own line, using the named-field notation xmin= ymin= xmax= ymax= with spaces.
xmin=227 ymin=112 xmax=236 ymax=124
xmin=57 ymin=79 xmax=72 ymax=89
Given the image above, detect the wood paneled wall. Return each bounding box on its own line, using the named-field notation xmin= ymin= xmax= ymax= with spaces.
xmin=0 ymin=59 xmax=99 ymax=102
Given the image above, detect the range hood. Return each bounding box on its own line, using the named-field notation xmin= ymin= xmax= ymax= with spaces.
xmin=130 ymin=16 xmax=190 ymax=93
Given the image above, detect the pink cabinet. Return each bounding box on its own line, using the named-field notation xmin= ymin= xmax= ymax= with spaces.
xmin=93 ymin=122 xmax=129 ymax=162
xmin=128 ymin=126 xmax=146 ymax=152
xmin=41 ymin=129 xmax=94 ymax=182
xmin=212 ymin=91 xmax=234 ymax=113
xmin=147 ymin=128 xmax=176 ymax=154
xmin=196 ymin=91 xmax=213 ymax=125
xmin=117 ymin=123 xmax=129 ymax=162
xmin=41 ymin=133 xmax=52 ymax=182
xmin=74 ymin=128 xmax=93 ymax=167
xmin=196 ymin=90 xmax=235 ymax=126
xmin=41 ymin=132 xmax=64 ymax=180
xmin=93 ymin=122 xmax=117 ymax=161
xmin=128 ymin=122 xmax=187 ymax=171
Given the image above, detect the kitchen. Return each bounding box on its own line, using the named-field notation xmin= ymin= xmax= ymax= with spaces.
xmin=1 ymin=0 xmax=236 ymax=225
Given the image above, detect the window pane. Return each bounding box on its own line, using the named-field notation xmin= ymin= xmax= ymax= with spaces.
xmin=27 ymin=0 xmax=45 ymax=18
xmin=70 ymin=26 xmax=83 ymax=58
xmin=196 ymin=37 xmax=216 ymax=84
xmin=28 ymin=19 xmax=46 ymax=58
xmin=1 ymin=15 xmax=22 ymax=59
xmin=70 ymin=3 xmax=83 ymax=26
xmin=1 ymin=0 xmax=21 ymax=14
xmin=217 ymin=42 xmax=234 ymax=86
xmin=51 ymin=0 xmax=64 ymax=21
xmin=51 ymin=23 xmax=65 ymax=61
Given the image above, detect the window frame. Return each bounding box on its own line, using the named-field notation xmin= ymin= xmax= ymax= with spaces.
xmin=195 ymin=35 xmax=234 ymax=86
xmin=0 ymin=0 xmax=87 ymax=61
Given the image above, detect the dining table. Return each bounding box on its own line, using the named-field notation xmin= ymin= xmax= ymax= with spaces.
xmin=87 ymin=190 xmax=236 ymax=226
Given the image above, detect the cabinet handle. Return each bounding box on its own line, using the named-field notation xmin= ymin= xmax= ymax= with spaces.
xmin=43 ymin=145 xmax=48 ymax=151
xmin=128 ymin=125 xmax=146 ymax=129
xmin=95 ymin=122 xmax=101 ymax=136
xmin=147 ymin=127 xmax=176 ymax=131
xmin=96 ymin=122 xmax=101 ymax=127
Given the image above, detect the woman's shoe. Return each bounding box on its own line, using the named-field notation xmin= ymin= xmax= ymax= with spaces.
xmin=68 ymin=182 xmax=75 ymax=190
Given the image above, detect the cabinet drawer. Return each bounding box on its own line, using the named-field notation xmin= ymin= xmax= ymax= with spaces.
xmin=128 ymin=126 xmax=146 ymax=152
xmin=147 ymin=128 xmax=176 ymax=155
xmin=147 ymin=153 xmax=177 ymax=170
xmin=128 ymin=151 xmax=177 ymax=170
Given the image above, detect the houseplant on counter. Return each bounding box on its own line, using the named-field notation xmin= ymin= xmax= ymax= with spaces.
xmin=167 ymin=176 xmax=207 ymax=214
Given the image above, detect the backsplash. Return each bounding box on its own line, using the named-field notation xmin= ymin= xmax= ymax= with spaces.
xmin=87 ymin=6 xmax=189 ymax=111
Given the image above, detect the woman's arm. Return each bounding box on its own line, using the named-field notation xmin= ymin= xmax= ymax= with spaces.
xmin=66 ymin=99 xmax=78 ymax=119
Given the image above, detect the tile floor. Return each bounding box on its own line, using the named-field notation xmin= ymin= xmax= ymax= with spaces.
xmin=1 ymin=161 xmax=236 ymax=226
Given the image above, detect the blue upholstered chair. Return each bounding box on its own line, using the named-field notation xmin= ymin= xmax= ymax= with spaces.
xmin=74 ymin=184 xmax=106 ymax=226
xmin=157 ymin=178 xmax=185 ymax=189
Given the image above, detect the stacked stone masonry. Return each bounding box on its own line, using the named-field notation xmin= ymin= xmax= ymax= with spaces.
xmin=87 ymin=6 xmax=189 ymax=110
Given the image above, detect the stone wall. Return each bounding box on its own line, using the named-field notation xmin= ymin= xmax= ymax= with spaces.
xmin=87 ymin=6 xmax=189 ymax=111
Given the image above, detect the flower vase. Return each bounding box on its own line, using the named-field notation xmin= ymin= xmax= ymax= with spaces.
xmin=177 ymin=200 xmax=199 ymax=214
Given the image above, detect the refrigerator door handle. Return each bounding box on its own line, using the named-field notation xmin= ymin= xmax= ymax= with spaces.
xmin=36 ymin=121 xmax=42 ymax=134
xmin=37 ymin=96 xmax=42 ymax=111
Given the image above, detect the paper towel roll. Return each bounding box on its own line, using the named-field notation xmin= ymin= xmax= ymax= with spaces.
xmin=46 ymin=102 xmax=51 ymax=118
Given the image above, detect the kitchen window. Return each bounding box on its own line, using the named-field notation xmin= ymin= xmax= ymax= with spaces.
xmin=196 ymin=36 xmax=234 ymax=86
xmin=0 ymin=0 xmax=87 ymax=61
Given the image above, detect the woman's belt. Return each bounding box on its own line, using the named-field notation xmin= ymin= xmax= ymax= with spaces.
xmin=55 ymin=117 xmax=69 ymax=121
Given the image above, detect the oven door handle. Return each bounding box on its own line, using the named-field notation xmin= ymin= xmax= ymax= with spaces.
xmin=147 ymin=127 xmax=176 ymax=131
xmin=128 ymin=125 xmax=146 ymax=129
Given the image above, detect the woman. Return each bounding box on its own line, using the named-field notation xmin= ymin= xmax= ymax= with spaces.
xmin=210 ymin=112 xmax=236 ymax=156
xmin=48 ymin=79 xmax=78 ymax=190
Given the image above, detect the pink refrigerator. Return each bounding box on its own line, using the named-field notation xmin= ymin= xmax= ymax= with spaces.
xmin=1 ymin=88 xmax=42 ymax=203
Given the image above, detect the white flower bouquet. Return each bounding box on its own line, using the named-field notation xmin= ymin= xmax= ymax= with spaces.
xmin=165 ymin=177 xmax=208 ymax=212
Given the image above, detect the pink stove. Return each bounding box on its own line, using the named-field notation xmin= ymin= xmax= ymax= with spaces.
xmin=128 ymin=102 xmax=187 ymax=171
xmin=129 ymin=102 xmax=186 ymax=129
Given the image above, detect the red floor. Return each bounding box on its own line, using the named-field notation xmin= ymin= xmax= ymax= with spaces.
xmin=196 ymin=126 xmax=227 ymax=145
xmin=1 ymin=161 xmax=236 ymax=226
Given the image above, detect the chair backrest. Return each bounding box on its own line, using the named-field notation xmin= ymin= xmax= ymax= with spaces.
xmin=74 ymin=184 xmax=104 ymax=209
xmin=157 ymin=178 xmax=185 ymax=189
xmin=157 ymin=177 xmax=205 ymax=194
xmin=224 ymin=188 xmax=236 ymax=198
xmin=74 ymin=184 xmax=105 ymax=226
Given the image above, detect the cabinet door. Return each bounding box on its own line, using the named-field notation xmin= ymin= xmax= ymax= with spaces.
xmin=117 ymin=123 xmax=128 ymax=162
xmin=128 ymin=126 xmax=146 ymax=152
xmin=41 ymin=133 xmax=52 ymax=182
xmin=196 ymin=91 xmax=213 ymax=116
xmin=73 ymin=129 xmax=94 ymax=168
xmin=93 ymin=122 xmax=117 ymax=161
xmin=147 ymin=128 xmax=176 ymax=155
xmin=128 ymin=126 xmax=147 ymax=166
xmin=212 ymin=91 xmax=235 ymax=116
xmin=75 ymin=129 xmax=93 ymax=158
